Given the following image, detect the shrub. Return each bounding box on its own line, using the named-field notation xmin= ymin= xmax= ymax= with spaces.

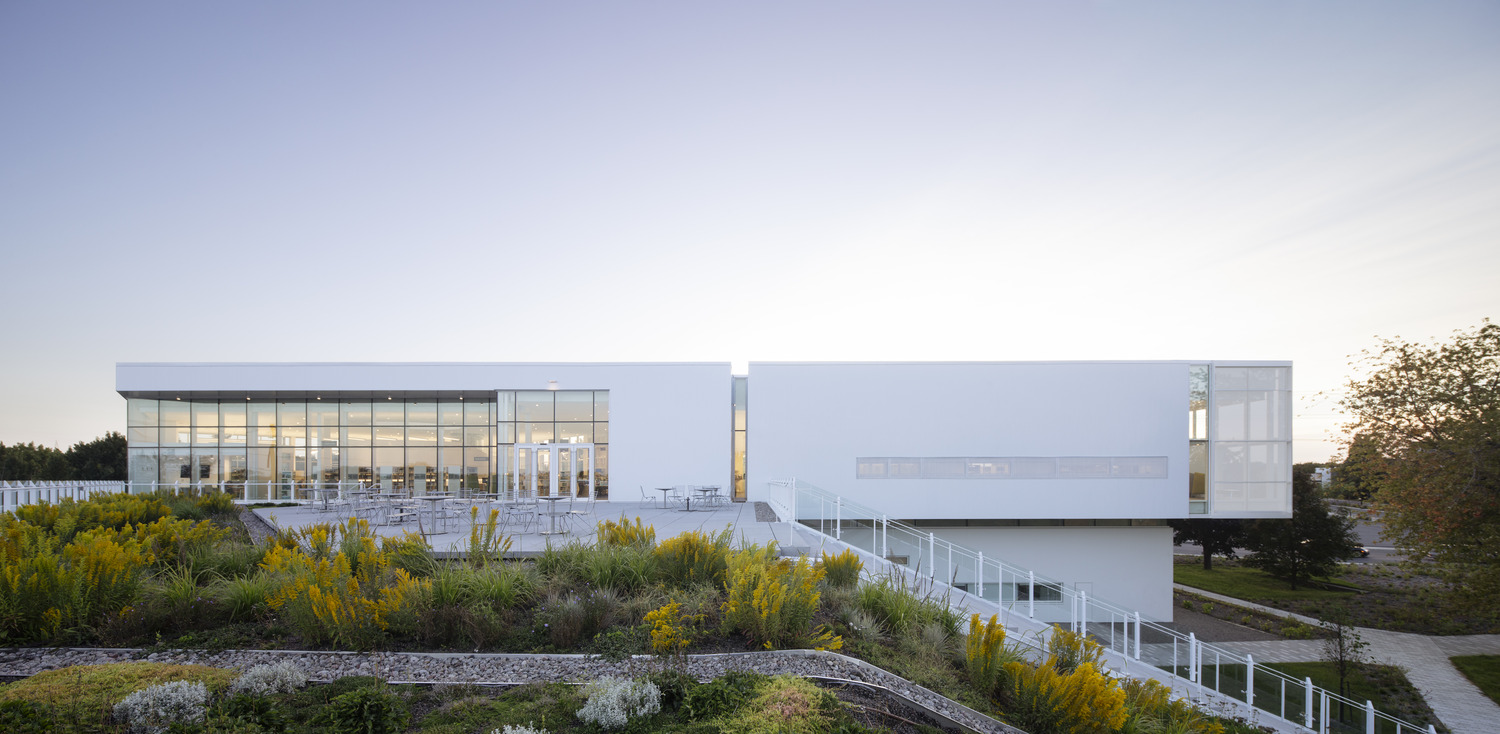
xmin=964 ymin=613 xmax=1016 ymax=697
xmin=597 ymin=515 xmax=656 ymax=548
xmin=113 ymin=680 xmax=209 ymax=734
xmin=228 ymin=661 xmax=308 ymax=697
xmin=381 ymin=531 xmax=439 ymax=578
xmin=683 ymin=671 xmax=766 ymax=720
xmin=1047 ymin=625 xmax=1106 ymax=674
xmin=717 ymin=675 xmax=836 ymax=734
xmin=1000 ymin=656 xmax=1127 ymax=734
xmin=464 ymin=561 xmax=536 ymax=612
xmin=214 ymin=572 xmax=273 ymax=622
xmin=575 ymin=544 xmax=658 ymax=593
xmin=854 ymin=575 xmax=959 ymax=638
xmin=647 ymin=669 xmax=700 ymax=712
xmin=534 ymin=587 xmax=618 ymax=649
xmin=260 ymin=518 xmax=429 ymax=649
xmin=654 ymin=528 xmax=732 ymax=589
xmin=576 ymin=676 xmax=662 ymax=730
xmin=1120 ymin=677 xmax=1225 ymax=734
xmin=820 ymin=549 xmax=863 ymax=589
xmin=466 ymin=507 xmax=512 ymax=568
xmin=0 ymin=521 xmax=152 ymax=641
xmin=646 ymin=600 xmax=703 ymax=658
xmin=0 ymin=662 xmax=235 ymax=729
xmin=0 ymin=699 xmax=54 ymax=733
xmin=722 ymin=544 xmax=840 ymax=651
xmin=316 ymin=687 xmax=409 ymax=734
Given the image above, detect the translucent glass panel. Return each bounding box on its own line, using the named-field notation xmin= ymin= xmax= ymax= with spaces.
xmin=1210 ymin=366 xmax=1292 ymax=515
xmin=1189 ymin=365 xmax=1209 ymax=440
xmin=859 ymin=456 xmax=1167 ymax=480
xmin=159 ymin=401 xmax=190 ymax=427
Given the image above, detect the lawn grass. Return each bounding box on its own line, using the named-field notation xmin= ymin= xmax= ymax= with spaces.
xmin=1174 ymin=563 xmax=1357 ymax=601
xmin=1263 ymin=662 xmax=1445 ymax=732
xmin=1450 ymin=655 xmax=1500 ymax=706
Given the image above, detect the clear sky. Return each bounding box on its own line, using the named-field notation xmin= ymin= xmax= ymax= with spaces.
xmin=2 ymin=1 xmax=1497 ymax=462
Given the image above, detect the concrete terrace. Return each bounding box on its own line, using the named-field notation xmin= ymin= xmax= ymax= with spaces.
xmin=251 ymin=498 xmax=812 ymax=556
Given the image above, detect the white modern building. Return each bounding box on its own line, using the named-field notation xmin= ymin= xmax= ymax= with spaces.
xmin=117 ymin=360 xmax=1293 ymax=619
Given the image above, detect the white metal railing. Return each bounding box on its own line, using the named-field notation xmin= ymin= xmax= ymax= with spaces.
xmin=769 ymin=478 xmax=1436 ymax=734
xmin=0 ymin=480 xmax=128 ymax=514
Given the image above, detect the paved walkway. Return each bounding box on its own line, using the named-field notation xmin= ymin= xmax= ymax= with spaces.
xmin=1176 ymin=584 xmax=1500 ymax=734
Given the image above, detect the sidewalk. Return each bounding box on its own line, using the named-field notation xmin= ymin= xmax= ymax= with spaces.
xmin=1176 ymin=584 xmax=1500 ymax=734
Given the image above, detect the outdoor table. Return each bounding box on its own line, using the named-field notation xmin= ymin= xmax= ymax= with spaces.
xmin=538 ymin=496 xmax=569 ymax=535
xmin=654 ymin=487 xmax=674 ymax=509
xmin=310 ymin=486 xmax=341 ymax=510
xmin=415 ymin=495 xmax=450 ymax=533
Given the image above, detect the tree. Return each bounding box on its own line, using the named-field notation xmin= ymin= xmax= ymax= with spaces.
xmin=0 ymin=433 xmax=127 ymax=481
xmin=1330 ymin=433 xmax=1390 ymax=502
xmin=67 ymin=432 xmax=127 ymax=480
xmin=1168 ymin=518 xmax=1247 ymax=570
xmin=1338 ymin=320 xmax=1499 ymax=601
xmin=1244 ymin=466 xmax=1360 ymax=589
xmin=1321 ymin=606 xmax=1370 ymax=724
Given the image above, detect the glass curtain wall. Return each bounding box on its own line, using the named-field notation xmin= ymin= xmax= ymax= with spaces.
xmin=497 ymin=390 xmax=608 ymax=500
xmin=1210 ymin=366 xmax=1293 ymax=513
xmin=126 ymin=397 xmax=494 ymax=501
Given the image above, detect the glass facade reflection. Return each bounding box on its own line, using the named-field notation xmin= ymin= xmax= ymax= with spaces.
xmin=127 ymin=397 xmax=499 ymax=501
xmin=128 ymin=392 xmax=610 ymax=503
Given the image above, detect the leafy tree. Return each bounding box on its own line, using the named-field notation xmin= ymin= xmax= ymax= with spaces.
xmin=1338 ymin=320 xmax=1499 ymax=602
xmin=1167 ymin=518 xmax=1246 ymax=570
xmin=1244 ymin=467 xmax=1359 ymax=589
xmin=1330 ymin=434 xmax=1389 ymax=502
xmin=0 ymin=442 xmax=71 ymax=481
xmin=0 ymin=433 xmax=127 ymax=481
xmin=67 ymin=432 xmax=127 ymax=480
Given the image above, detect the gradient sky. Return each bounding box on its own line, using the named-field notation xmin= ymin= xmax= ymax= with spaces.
xmin=2 ymin=2 xmax=1497 ymax=462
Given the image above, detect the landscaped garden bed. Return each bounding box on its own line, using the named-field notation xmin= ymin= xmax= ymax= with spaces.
xmin=1173 ymin=557 xmax=1500 ymax=636
xmin=0 ymin=491 xmax=1270 ymax=733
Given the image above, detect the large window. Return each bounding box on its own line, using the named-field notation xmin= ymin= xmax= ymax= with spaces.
xmin=126 ymin=396 xmax=496 ymax=500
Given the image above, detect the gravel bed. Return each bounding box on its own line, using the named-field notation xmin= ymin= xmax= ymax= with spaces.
xmin=0 ymin=647 xmax=1019 ymax=734
xmin=238 ymin=506 xmax=277 ymax=545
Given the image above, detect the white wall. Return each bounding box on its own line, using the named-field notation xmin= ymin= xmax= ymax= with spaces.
xmin=746 ymin=361 xmax=1190 ymax=519
xmin=931 ymin=525 xmax=1175 ymax=621
xmin=116 ymin=362 xmax=733 ymax=500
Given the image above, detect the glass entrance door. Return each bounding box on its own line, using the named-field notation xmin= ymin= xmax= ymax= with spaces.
xmin=514 ymin=444 xmax=597 ymax=500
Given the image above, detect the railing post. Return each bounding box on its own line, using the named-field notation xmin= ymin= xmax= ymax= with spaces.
xmin=1028 ymin=570 xmax=1035 ymax=619
xmin=1133 ymin=611 xmax=1141 ymax=660
xmin=1320 ymin=690 xmax=1329 ymax=734
xmin=835 ymin=497 xmax=841 ymax=540
xmin=881 ymin=514 xmax=887 ymax=558
xmin=1304 ymin=677 xmax=1315 ymax=730
xmin=977 ymin=552 xmax=983 ymax=599
xmin=1188 ymin=632 xmax=1197 ymax=682
xmin=1366 ymin=700 xmax=1374 ymax=734
xmin=1246 ymin=654 xmax=1255 ymax=706
xmin=928 ymin=533 xmax=935 ymax=579
xmin=1080 ymin=590 xmax=1087 ymax=640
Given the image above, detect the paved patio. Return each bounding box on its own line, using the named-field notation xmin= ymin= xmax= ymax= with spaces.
xmin=252 ymin=498 xmax=813 ymax=556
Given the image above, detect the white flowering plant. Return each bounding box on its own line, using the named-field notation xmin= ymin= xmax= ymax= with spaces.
xmin=228 ymin=661 xmax=310 ymax=697
xmin=113 ymin=680 xmax=209 ymax=734
xmin=492 ymin=724 xmax=550 ymax=734
xmin=575 ymin=676 xmax=662 ymax=730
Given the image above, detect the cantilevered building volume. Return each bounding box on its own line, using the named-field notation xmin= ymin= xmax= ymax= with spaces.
xmin=117 ymin=360 xmax=1292 ymax=620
